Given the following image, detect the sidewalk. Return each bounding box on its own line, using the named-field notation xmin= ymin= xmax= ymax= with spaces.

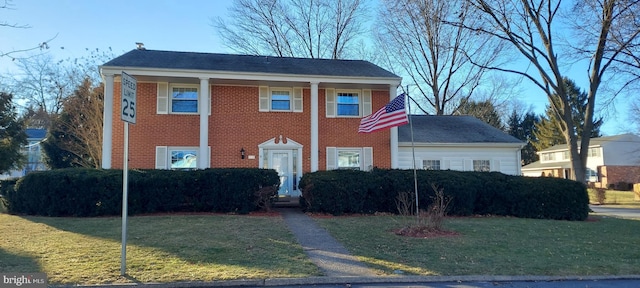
xmin=278 ymin=208 xmax=377 ymax=277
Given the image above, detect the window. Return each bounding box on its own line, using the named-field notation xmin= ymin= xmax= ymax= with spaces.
xmin=588 ymin=147 xmax=601 ymax=157
xmin=562 ymin=151 xmax=570 ymax=160
xmin=171 ymin=85 xmax=198 ymax=113
xmin=338 ymin=150 xmax=361 ymax=169
xmin=156 ymin=146 xmax=210 ymax=169
xmin=473 ymin=160 xmax=490 ymax=172
xmin=170 ymin=148 xmax=198 ymax=169
xmin=326 ymin=147 xmax=373 ymax=171
xmin=337 ymin=92 xmax=359 ymax=116
xmin=422 ymin=160 xmax=441 ymax=170
xmin=541 ymin=153 xmax=556 ymax=161
xmin=271 ymin=90 xmax=291 ymax=111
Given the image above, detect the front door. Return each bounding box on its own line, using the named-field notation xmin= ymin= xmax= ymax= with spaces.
xmin=269 ymin=150 xmax=295 ymax=196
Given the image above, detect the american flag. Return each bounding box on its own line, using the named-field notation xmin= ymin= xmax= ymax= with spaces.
xmin=358 ymin=93 xmax=409 ymax=133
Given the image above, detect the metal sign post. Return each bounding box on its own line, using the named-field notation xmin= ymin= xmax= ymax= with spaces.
xmin=120 ymin=72 xmax=136 ymax=276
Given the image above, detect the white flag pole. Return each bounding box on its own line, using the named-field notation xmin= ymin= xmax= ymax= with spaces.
xmin=405 ymin=87 xmax=419 ymax=222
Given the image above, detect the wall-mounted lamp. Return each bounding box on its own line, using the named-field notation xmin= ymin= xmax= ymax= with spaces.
xmin=240 ymin=148 xmax=245 ymax=159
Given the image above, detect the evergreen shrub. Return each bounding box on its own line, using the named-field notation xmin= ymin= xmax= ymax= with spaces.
xmin=300 ymin=169 xmax=589 ymax=221
xmin=4 ymin=168 xmax=279 ymax=217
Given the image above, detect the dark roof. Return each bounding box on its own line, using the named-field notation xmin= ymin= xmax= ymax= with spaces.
xmin=398 ymin=115 xmax=523 ymax=144
xmin=102 ymin=49 xmax=399 ymax=78
xmin=25 ymin=128 xmax=46 ymax=139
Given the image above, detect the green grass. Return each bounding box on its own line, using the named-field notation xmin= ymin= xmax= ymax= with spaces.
xmin=0 ymin=214 xmax=320 ymax=285
xmin=315 ymin=215 xmax=640 ymax=276
xmin=588 ymin=189 xmax=640 ymax=207
xmin=4 ymin=212 xmax=640 ymax=285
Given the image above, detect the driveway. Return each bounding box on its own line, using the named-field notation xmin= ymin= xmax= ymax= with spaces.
xmin=590 ymin=205 xmax=640 ymax=219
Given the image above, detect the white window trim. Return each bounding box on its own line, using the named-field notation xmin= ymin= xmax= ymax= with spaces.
xmin=326 ymin=89 xmax=372 ymax=118
xmin=259 ymin=86 xmax=303 ymax=112
xmin=472 ymin=159 xmax=491 ymax=172
xmin=270 ymin=87 xmax=293 ymax=112
xmin=422 ymin=159 xmax=441 ymax=170
xmin=335 ymin=89 xmax=362 ymax=118
xmin=169 ymin=83 xmax=200 ymax=114
xmin=326 ymin=147 xmax=373 ymax=171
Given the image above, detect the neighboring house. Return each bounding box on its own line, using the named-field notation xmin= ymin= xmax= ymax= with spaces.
xmin=100 ymin=49 xmax=402 ymax=197
xmin=0 ymin=128 xmax=47 ymax=180
xmin=522 ymin=133 xmax=640 ymax=187
xmin=397 ymin=115 xmax=524 ymax=175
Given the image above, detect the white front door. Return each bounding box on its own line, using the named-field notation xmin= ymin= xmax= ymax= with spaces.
xmin=269 ymin=150 xmax=295 ymax=196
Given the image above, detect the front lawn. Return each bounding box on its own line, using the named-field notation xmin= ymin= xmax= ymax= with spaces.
xmin=2 ymin=212 xmax=640 ymax=285
xmin=0 ymin=214 xmax=320 ymax=285
xmin=316 ymin=215 xmax=640 ymax=276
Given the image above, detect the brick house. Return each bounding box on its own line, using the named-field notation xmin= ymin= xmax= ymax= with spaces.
xmin=100 ymin=49 xmax=402 ymax=197
xmin=522 ymin=133 xmax=640 ymax=187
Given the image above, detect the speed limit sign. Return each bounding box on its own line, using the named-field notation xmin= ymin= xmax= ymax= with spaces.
xmin=121 ymin=72 xmax=137 ymax=124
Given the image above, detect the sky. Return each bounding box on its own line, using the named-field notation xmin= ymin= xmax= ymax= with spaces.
xmin=0 ymin=0 xmax=633 ymax=136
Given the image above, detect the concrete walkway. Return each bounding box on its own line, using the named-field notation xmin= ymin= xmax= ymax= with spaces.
xmin=278 ymin=208 xmax=377 ymax=277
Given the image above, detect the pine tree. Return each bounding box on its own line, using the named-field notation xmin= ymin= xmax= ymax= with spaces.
xmin=532 ymin=78 xmax=602 ymax=151
xmin=507 ymin=110 xmax=540 ymax=165
xmin=457 ymin=99 xmax=504 ymax=130
xmin=0 ymin=92 xmax=27 ymax=173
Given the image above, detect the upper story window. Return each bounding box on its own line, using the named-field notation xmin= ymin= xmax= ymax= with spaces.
xmin=271 ymin=89 xmax=291 ymax=111
xmin=473 ymin=160 xmax=490 ymax=172
xmin=562 ymin=151 xmax=570 ymax=160
xmin=171 ymin=85 xmax=199 ymax=113
xmin=541 ymin=152 xmax=556 ymax=161
xmin=423 ymin=160 xmax=441 ymax=170
xmin=588 ymin=147 xmax=601 ymax=157
xmin=326 ymin=88 xmax=372 ymax=118
xmin=336 ymin=92 xmax=359 ymax=116
xmin=259 ymin=86 xmax=302 ymax=112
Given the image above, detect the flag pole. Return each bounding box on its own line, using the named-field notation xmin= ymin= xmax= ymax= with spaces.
xmin=406 ymin=86 xmax=419 ymax=222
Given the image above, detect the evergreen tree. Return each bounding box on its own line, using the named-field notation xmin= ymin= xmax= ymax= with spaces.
xmin=457 ymin=99 xmax=504 ymax=130
xmin=0 ymin=92 xmax=27 ymax=174
xmin=532 ymin=78 xmax=602 ymax=151
xmin=507 ymin=109 xmax=540 ymax=165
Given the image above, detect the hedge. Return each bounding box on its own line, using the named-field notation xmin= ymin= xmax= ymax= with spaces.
xmin=4 ymin=168 xmax=279 ymax=217
xmin=300 ymin=169 xmax=589 ymax=221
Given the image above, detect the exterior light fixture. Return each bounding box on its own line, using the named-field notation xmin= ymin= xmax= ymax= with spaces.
xmin=241 ymin=148 xmax=245 ymax=159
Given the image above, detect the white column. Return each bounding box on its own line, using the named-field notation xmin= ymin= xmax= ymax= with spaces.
xmin=310 ymin=82 xmax=319 ymax=172
xmin=390 ymin=86 xmax=399 ymax=169
xmin=198 ymin=78 xmax=210 ymax=169
xmin=101 ymin=73 xmax=114 ymax=169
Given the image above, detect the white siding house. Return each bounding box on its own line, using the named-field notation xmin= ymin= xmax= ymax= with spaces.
xmin=522 ymin=133 xmax=640 ymax=185
xmin=397 ymin=115 xmax=524 ymax=175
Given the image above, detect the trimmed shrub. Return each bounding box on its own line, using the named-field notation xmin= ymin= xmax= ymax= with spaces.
xmin=300 ymin=169 xmax=589 ymax=221
xmin=5 ymin=168 xmax=279 ymax=217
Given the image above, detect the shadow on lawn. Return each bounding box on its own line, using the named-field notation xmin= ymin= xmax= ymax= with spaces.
xmin=0 ymin=247 xmax=43 ymax=273
xmin=22 ymin=214 xmax=315 ymax=276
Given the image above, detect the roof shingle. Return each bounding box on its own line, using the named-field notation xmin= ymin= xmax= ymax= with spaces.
xmin=102 ymin=49 xmax=400 ymax=78
xmin=398 ymin=115 xmax=523 ymax=144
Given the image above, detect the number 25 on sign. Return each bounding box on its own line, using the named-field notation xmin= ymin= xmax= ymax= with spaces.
xmin=121 ymin=72 xmax=137 ymax=124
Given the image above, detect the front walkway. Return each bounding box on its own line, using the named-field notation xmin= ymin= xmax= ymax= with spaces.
xmin=278 ymin=208 xmax=377 ymax=277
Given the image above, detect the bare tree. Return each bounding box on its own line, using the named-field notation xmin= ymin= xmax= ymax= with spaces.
xmin=458 ymin=0 xmax=640 ymax=182
xmin=212 ymin=0 xmax=368 ymax=59
xmin=375 ymin=0 xmax=504 ymax=115
xmin=0 ymin=0 xmax=54 ymax=60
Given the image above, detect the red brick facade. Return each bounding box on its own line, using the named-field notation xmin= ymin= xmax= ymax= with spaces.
xmin=598 ymin=166 xmax=640 ymax=189
xmin=110 ymin=82 xmax=392 ymax=172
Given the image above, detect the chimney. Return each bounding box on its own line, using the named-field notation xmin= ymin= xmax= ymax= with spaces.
xmin=136 ymin=42 xmax=145 ymax=50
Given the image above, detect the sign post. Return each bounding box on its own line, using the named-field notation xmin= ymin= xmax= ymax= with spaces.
xmin=120 ymin=72 xmax=136 ymax=276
